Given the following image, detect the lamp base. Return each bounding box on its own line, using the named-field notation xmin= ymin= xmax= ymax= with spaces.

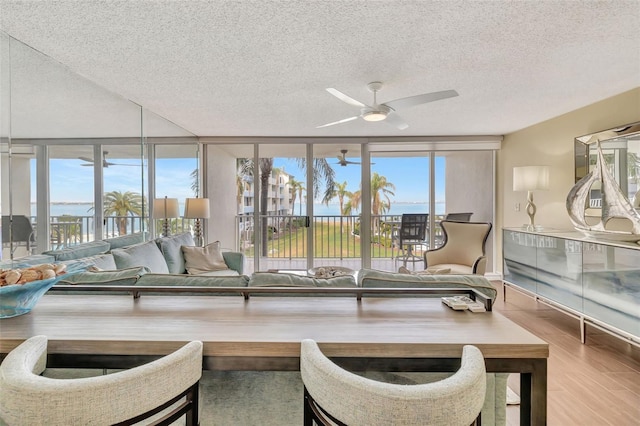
xmin=161 ymin=219 xmax=171 ymax=237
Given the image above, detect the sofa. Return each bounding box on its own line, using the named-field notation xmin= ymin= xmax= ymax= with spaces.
xmin=2 ymin=245 xmax=507 ymax=424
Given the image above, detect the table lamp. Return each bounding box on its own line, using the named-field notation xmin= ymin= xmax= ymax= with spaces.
xmin=184 ymin=197 xmax=210 ymax=246
xmin=153 ymin=196 xmax=179 ymax=237
xmin=513 ymin=166 xmax=549 ymax=231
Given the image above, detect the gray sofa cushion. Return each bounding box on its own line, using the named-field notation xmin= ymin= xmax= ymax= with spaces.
xmin=111 ymin=240 xmax=170 ymax=273
xmin=156 ymin=232 xmax=195 ymax=274
xmin=57 ymin=266 xmax=148 ymax=286
xmin=104 ymin=232 xmax=148 ymax=250
xmin=62 ymin=253 xmax=117 ymax=270
xmin=358 ymin=268 xmax=497 ymax=300
xmin=249 ymin=272 xmax=357 ymax=294
xmin=136 ymin=273 xmax=248 ymax=295
xmin=43 ymin=240 xmax=110 ymax=261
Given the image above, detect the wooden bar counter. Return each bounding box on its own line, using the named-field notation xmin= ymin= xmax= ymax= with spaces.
xmin=0 ymin=294 xmax=548 ymax=425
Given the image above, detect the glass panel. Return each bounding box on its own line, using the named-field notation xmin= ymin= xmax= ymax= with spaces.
xmin=257 ymin=144 xmax=308 ymax=272
xmin=536 ymin=236 xmax=583 ymax=312
xmin=583 ymin=243 xmax=640 ymax=336
xmin=502 ymin=229 xmax=538 ymax=293
xmin=313 ymin=144 xmax=361 ymax=272
xmin=48 ymin=145 xmax=94 ymax=248
xmin=154 ymin=144 xmax=198 ymax=238
xmin=370 ymin=152 xmax=430 ymax=272
xmin=102 ymin=145 xmax=146 ymax=239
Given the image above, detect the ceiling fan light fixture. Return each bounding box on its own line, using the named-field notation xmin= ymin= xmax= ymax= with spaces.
xmin=362 ymin=110 xmax=388 ymax=122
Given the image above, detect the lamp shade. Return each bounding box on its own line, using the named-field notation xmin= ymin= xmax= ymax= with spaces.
xmin=184 ymin=198 xmax=210 ymax=219
xmin=513 ymin=166 xmax=550 ymax=191
xmin=152 ymin=197 xmax=179 ymax=219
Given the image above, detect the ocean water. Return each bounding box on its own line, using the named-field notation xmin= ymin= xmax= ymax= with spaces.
xmin=37 ymin=202 xmax=445 ymax=218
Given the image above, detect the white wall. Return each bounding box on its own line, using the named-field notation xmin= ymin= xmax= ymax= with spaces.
xmin=205 ymin=145 xmax=240 ymax=248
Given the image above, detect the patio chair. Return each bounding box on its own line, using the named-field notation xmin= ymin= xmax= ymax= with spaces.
xmin=0 ymin=335 xmax=203 ymax=425
xmin=444 ymin=212 xmax=473 ymax=221
xmin=300 ymin=339 xmax=486 ymax=426
xmin=395 ymin=213 xmax=429 ymax=268
xmin=1 ymin=215 xmax=36 ymax=256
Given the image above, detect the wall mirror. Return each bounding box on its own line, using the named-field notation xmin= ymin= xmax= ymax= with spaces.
xmin=1 ymin=31 xmax=197 ymax=264
xmin=575 ymin=121 xmax=640 ymax=209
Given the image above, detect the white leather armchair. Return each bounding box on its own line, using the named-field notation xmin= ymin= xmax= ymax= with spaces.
xmin=425 ymin=220 xmax=492 ymax=275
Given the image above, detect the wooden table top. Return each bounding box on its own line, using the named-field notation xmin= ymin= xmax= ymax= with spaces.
xmin=0 ymin=294 xmax=548 ymax=360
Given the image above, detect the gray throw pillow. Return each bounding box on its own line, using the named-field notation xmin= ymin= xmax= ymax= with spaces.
xmin=111 ymin=240 xmax=169 ymax=273
xmin=156 ymin=232 xmax=195 ymax=274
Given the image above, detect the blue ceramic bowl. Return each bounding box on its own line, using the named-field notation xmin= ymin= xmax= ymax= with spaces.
xmin=0 ymin=263 xmax=86 ymax=318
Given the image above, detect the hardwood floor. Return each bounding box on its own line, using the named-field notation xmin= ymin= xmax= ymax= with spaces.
xmin=493 ymin=281 xmax=640 ymax=425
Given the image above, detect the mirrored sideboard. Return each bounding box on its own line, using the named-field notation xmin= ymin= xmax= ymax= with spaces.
xmin=503 ymin=228 xmax=639 ymax=345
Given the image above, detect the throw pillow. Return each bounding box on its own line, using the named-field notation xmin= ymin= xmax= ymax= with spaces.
xmin=111 ymin=240 xmax=170 ymax=273
xmin=182 ymin=241 xmax=229 ymax=275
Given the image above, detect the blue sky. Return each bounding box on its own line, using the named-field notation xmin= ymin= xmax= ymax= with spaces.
xmin=34 ymin=156 xmax=445 ymax=204
xmin=274 ymin=156 xmax=446 ymax=203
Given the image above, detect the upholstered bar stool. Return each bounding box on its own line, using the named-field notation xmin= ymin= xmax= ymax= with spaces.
xmin=300 ymin=339 xmax=486 ymax=426
xmin=0 ymin=335 xmax=203 ymax=426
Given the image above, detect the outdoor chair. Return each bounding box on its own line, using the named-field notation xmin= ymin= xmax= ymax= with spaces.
xmin=424 ymin=220 xmax=492 ymax=275
xmin=444 ymin=212 xmax=473 ymax=222
xmin=0 ymin=335 xmax=203 ymax=426
xmin=395 ymin=213 xmax=429 ymax=268
xmin=1 ymin=215 xmax=36 ymax=256
xmin=300 ymin=339 xmax=486 ymax=426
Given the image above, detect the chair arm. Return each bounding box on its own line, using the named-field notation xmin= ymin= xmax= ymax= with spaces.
xmin=222 ymin=251 xmax=245 ymax=274
xmin=472 ymin=256 xmax=487 ymax=275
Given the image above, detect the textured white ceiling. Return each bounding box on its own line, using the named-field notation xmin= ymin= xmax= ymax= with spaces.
xmin=1 ymin=0 xmax=639 ymax=138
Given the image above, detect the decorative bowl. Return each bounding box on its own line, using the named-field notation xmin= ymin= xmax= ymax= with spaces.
xmin=0 ymin=263 xmax=86 ymax=318
xmin=308 ymin=266 xmax=355 ymax=278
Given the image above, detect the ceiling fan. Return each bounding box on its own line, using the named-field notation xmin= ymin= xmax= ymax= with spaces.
xmin=335 ymin=149 xmax=374 ymax=166
xmin=79 ymin=151 xmax=138 ymax=168
xmin=336 ymin=149 xmax=361 ymax=166
xmin=317 ymin=81 xmax=458 ymax=130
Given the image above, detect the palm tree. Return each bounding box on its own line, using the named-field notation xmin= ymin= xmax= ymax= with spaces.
xmin=334 ymin=181 xmax=352 ymax=216
xmin=371 ymin=172 xmax=395 ymax=216
xmin=288 ymin=177 xmax=301 ymax=215
xmin=296 ymin=181 xmax=306 ymax=216
xmin=343 ymin=190 xmax=361 ymax=215
xmin=190 ymin=168 xmax=199 ymax=196
xmin=103 ymin=191 xmax=144 ymax=236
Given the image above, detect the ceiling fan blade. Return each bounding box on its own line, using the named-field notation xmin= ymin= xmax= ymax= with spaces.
xmin=384 ymin=112 xmax=409 ymax=130
xmin=383 ymin=89 xmax=459 ymax=111
xmin=326 ymin=88 xmax=366 ymax=108
xmin=316 ymin=116 xmax=359 ymax=129
xmin=78 ymin=156 xmax=94 ymax=163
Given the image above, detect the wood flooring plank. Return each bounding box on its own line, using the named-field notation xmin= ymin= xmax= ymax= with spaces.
xmin=495 ymin=281 xmax=640 ymax=425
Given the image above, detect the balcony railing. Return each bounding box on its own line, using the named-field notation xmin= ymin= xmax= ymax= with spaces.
xmin=30 ymin=215 xmax=195 ymax=250
xmin=25 ymin=214 xmax=445 ymax=256
xmin=236 ymin=214 xmax=447 ymax=259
